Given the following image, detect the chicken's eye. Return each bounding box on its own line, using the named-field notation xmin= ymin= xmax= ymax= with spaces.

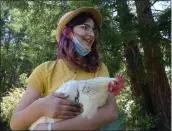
xmin=114 ymin=81 xmax=118 ymax=85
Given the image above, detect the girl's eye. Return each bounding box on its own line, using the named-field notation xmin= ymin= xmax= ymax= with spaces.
xmin=81 ymin=25 xmax=88 ymax=30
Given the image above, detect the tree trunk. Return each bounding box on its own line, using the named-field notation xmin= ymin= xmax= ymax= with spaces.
xmin=116 ymin=0 xmax=154 ymax=116
xmin=135 ymin=0 xmax=171 ymax=130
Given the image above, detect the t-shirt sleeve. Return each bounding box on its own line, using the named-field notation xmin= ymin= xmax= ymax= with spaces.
xmin=97 ymin=63 xmax=110 ymax=77
xmin=27 ymin=63 xmax=46 ymax=94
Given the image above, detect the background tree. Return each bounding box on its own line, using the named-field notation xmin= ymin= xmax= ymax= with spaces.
xmin=116 ymin=0 xmax=154 ymax=116
xmin=135 ymin=0 xmax=171 ymax=129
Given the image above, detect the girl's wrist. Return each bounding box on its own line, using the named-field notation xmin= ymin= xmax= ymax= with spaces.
xmin=34 ymin=98 xmax=45 ymax=116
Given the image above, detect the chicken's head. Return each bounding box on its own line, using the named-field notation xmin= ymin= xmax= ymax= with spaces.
xmin=108 ymin=75 xmax=125 ymax=96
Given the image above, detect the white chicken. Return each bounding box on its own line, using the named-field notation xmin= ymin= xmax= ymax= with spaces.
xmin=29 ymin=76 xmax=124 ymax=130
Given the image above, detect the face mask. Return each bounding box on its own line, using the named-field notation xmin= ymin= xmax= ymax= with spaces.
xmin=72 ymin=36 xmax=91 ymax=56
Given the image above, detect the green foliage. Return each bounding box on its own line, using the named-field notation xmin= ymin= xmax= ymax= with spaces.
xmin=157 ymin=8 xmax=171 ymax=69
xmin=1 ymin=87 xmax=25 ymax=128
xmin=157 ymin=8 xmax=171 ymax=39
xmin=1 ymin=42 xmax=33 ymax=89
xmin=19 ymin=73 xmax=28 ymax=87
xmin=116 ymin=87 xmax=159 ymax=130
xmin=100 ymin=27 xmax=123 ymax=76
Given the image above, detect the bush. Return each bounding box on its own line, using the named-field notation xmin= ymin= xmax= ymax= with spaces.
xmin=19 ymin=73 xmax=28 ymax=87
xmin=1 ymin=87 xmax=25 ymax=129
xmin=116 ymin=87 xmax=159 ymax=130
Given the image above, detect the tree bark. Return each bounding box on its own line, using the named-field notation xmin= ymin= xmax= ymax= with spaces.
xmin=135 ymin=0 xmax=171 ymax=130
xmin=116 ymin=0 xmax=154 ymax=116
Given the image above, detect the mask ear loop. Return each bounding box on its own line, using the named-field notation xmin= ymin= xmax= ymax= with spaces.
xmin=71 ymin=33 xmax=75 ymax=40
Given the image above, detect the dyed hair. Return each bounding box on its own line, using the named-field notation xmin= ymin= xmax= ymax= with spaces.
xmin=57 ymin=12 xmax=101 ymax=73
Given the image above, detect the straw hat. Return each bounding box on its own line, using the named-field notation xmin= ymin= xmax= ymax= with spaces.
xmin=56 ymin=7 xmax=102 ymax=42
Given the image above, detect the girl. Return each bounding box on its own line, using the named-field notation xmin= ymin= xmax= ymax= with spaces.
xmin=10 ymin=7 xmax=118 ymax=130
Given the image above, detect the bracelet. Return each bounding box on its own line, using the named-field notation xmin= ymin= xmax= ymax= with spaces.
xmin=48 ymin=123 xmax=52 ymax=130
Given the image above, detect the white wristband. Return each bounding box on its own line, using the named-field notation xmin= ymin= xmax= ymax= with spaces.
xmin=48 ymin=123 xmax=52 ymax=130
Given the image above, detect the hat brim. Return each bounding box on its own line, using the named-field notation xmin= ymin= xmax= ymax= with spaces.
xmin=56 ymin=7 xmax=102 ymax=42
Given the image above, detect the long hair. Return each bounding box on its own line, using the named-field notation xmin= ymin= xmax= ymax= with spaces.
xmin=57 ymin=13 xmax=101 ymax=73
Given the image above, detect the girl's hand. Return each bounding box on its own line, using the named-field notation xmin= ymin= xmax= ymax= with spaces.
xmin=39 ymin=93 xmax=83 ymax=119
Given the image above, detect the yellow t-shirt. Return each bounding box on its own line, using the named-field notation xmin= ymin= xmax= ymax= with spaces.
xmin=27 ymin=59 xmax=109 ymax=97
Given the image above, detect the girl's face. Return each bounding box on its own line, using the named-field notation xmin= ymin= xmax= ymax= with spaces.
xmin=70 ymin=18 xmax=97 ymax=50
